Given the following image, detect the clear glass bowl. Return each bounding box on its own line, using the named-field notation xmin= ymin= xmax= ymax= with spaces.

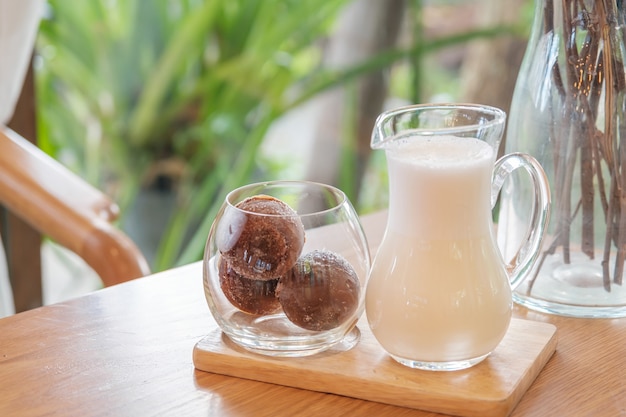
xmin=203 ymin=181 xmax=371 ymax=357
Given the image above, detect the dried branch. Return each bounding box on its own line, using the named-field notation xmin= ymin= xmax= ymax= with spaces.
xmin=536 ymin=0 xmax=626 ymax=291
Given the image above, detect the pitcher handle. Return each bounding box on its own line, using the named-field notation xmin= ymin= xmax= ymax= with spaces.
xmin=491 ymin=152 xmax=551 ymax=290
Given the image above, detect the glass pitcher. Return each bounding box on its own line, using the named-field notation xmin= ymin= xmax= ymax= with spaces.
xmin=366 ymin=103 xmax=551 ymax=371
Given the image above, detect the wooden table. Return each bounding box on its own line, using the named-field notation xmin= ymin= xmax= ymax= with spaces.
xmin=1 ymin=211 xmax=625 ymax=416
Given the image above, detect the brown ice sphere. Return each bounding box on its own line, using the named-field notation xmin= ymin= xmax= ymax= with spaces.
xmin=219 ymin=258 xmax=281 ymax=315
xmin=217 ymin=195 xmax=305 ymax=280
xmin=277 ymin=250 xmax=361 ymax=331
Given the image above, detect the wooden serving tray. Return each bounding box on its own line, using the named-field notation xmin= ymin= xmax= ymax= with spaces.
xmin=193 ymin=318 xmax=557 ymax=417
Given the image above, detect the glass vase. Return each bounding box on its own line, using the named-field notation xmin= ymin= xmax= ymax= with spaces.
xmin=499 ymin=0 xmax=626 ymax=317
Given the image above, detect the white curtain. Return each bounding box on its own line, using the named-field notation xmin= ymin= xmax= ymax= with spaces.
xmin=0 ymin=0 xmax=43 ymax=124
xmin=0 ymin=0 xmax=44 ymax=317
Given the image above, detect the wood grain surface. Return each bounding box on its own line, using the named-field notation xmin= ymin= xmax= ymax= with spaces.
xmin=0 ymin=211 xmax=625 ymax=416
xmin=193 ymin=318 xmax=557 ymax=417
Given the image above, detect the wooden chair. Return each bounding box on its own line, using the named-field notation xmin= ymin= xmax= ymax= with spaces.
xmin=0 ymin=10 xmax=150 ymax=313
xmin=0 ymin=67 xmax=151 ymax=313
xmin=0 ymin=126 xmax=151 ymax=312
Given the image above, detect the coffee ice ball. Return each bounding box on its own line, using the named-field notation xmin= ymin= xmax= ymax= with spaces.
xmin=219 ymin=258 xmax=281 ymax=315
xmin=218 ymin=195 xmax=305 ymax=280
xmin=277 ymin=250 xmax=360 ymax=331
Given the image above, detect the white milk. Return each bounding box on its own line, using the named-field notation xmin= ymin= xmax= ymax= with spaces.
xmin=366 ymin=135 xmax=512 ymax=363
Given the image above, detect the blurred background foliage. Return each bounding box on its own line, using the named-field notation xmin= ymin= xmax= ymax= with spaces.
xmin=34 ymin=0 xmax=530 ymax=271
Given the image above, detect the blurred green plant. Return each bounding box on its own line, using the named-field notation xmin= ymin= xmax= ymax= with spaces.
xmin=36 ymin=0 xmax=520 ymax=271
xmin=36 ymin=0 xmax=352 ymax=270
